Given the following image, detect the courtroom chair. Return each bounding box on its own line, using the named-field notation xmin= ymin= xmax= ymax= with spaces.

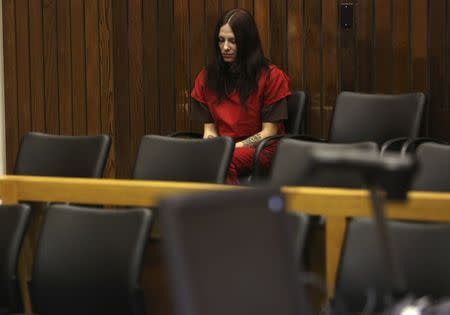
xmin=132 ymin=135 xmax=234 ymax=184
xmin=254 ymin=91 xmax=423 ymax=181
xmin=14 ymin=132 xmax=111 ymax=178
xmin=410 ymin=142 xmax=450 ymax=192
xmin=330 ymin=91 xmax=425 ymax=148
xmin=285 ymin=90 xmax=308 ymax=135
xmin=285 ymin=212 xmax=310 ymax=269
xmin=159 ymin=188 xmax=310 ymax=315
xmin=0 ymin=204 xmax=31 ymax=315
xmin=334 ymin=218 xmax=450 ymax=314
xmin=26 ymin=204 xmax=152 ymax=315
xmin=268 ymin=138 xmax=379 ymax=187
xmin=249 ymin=91 xmax=308 ymax=181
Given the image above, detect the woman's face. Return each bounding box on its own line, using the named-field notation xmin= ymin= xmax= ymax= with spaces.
xmin=218 ymin=23 xmax=237 ymax=63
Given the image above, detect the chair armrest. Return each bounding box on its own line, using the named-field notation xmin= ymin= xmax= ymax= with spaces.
xmin=289 ymin=134 xmax=326 ymax=142
xmin=252 ymin=134 xmax=326 ymax=183
xmin=380 ymin=137 xmax=409 ymax=155
xmin=253 ymin=134 xmax=288 ymax=182
xmin=167 ymin=131 xmax=203 ymax=138
xmin=400 ymin=137 xmax=449 ymax=155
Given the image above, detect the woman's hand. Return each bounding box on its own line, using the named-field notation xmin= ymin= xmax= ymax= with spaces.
xmin=235 ymin=122 xmax=278 ymax=148
xmin=203 ymin=123 xmax=219 ymax=139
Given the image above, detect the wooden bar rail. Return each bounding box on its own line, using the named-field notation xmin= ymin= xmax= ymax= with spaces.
xmin=1 ymin=175 xmax=450 ymax=314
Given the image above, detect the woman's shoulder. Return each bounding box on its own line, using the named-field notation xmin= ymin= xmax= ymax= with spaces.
xmin=193 ymin=67 xmax=208 ymax=85
xmin=266 ymin=64 xmax=288 ymax=77
xmin=259 ymin=64 xmax=289 ymax=84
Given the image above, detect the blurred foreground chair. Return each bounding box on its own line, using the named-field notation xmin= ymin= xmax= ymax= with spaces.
xmin=14 ymin=132 xmax=111 ymax=178
xmin=160 ymin=188 xmax=310 ymax=315
xmin=335 ymin=218 xmax=450 ymax=314
xmin=0 ymin=204 xmax=31 ymax=315
xmin=132 ymin=135 xmax=233 ymax=183
xmin=409 ymin=142 xmax=450 ymax=192
xmin=268 ymin=139 xmax=378 ymax=187
xmin=25 ymin=204 xmax=152 ymax=315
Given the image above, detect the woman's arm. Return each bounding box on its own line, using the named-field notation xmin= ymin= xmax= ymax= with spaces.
xmin=235 ymin=122 xmax=278 ymax=148
xmin=203 ymin=123 xmax=219 ymax=139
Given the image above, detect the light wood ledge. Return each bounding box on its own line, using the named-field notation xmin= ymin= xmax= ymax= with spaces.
xmin=1 ymin=175 xmax=449 ymax=312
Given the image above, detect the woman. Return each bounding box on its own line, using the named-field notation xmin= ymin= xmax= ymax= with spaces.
xmin=191 ymin=8 xmax=291 ymax=184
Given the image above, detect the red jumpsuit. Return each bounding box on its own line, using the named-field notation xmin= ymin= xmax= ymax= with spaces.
xmin=191 ymin=64 xmax=291 ymax=184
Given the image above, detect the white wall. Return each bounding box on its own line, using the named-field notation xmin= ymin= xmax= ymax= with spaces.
xmin=0 ymin=3 xmax=6 ymax=175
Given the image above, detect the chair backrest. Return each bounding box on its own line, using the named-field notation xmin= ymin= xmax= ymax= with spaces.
xmin=14 ymin=132 xmax=111 ymax=178
xmin=269 ymin=139 xmax=378 ymax=187
xmin=412 ymin=142 xmax=450 ymax=192
xmin=285 ymin=212 xmax=309 ymax=270
xmin=132 ymin=135 xmax=234 ymax=184
xmin=335 ymin=218 xmax=450 ymax=314
xmin=30 ymin=204 xmax=152 ymax=315
xmin=285 ymin=91 xmax=307 ymax=134
xmin=329 ymin=92 xmax=425 ymax=146
xmin=160 ymin=188 xmax=309 ymax=315
xmin=0 ymin=204 xmax=31 ymax=314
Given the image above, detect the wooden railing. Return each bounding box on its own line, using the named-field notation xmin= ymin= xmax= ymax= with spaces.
xmin=1 ymin=175 xmax=450 ymax=314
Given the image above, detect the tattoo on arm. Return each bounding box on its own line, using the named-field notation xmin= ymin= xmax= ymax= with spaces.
xmin=240 ymin=133 xmax=263 ymax=147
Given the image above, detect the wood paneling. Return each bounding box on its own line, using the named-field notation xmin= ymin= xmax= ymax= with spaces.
xmin=3 ymin=0 xmax=450 ymax=177
xmin=57 ymin=0 xmax=73 ymax=135
xmin=71 ymin=0 xmax=87 ymax=135
xmin=43 ymin=0 xmax=59 ymax=134
xmin=2 ymin=0 xmax=18 ymax=173
xmin=29 ymin=0 xmax=45 ymax=132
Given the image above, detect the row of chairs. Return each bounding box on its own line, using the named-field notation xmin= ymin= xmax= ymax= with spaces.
xmin=2 ymin=89 xmax=447 ymax=315
xmin=14 ymin=132 xmax=232 ymax=184
xmin=0 ymin=203 xmax=152 ymax=315
xmin=2 ymin=154 xmax=450 ymax=315
xmin=5 ymin=138 xmax=450 ymax=313
xmin=171 ymin=90 xmax=427 ymax=182
xmin=12 ymin=90 xmax=428 ymax=186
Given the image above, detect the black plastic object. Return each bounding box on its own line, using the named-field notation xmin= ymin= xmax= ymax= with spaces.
xmin=306 ymin=148 xmax=418 ymax=200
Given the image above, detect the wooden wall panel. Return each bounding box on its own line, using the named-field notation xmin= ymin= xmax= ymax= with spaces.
xmin=270 ymin=0 xmax=287 ymax=69
xmin=254 ymin=0 xmax=270 ymax=56
xmin=304 ymin=0 xmax=322 ymax=137
xmin=128 ymin=0 xmax=145 ymax=163
xmin=175 ymin=0 xmax=191 ymax=132
xmin=158 ymin=0 xmax=175 ymax=135
xmin=85 ymin=0 xmax=101 ymax=135
xmin=355 ymin=0 xmax=374 ymax=92
xmin=340 ymin=0 xmax=356 ymax=92
xmin=2 ymin=0 xmax=18 ymax=172
xmin=429 ymin=0 xmax=448 ymax=138
xmin=374 ymin=0 xmax=393 ymax=92
xmin=71 ymin=0 xmax=87 ymax=135
xmin=16 ymin=0 xmax=32 ymax=141
xmin=143 ymin=0 xmax=160 ymax=135
xmin=112 ymin=0 xmax=130 ymax=178
xmin=99 ymin=0 xmax=115 ymax=177
xmin=238 ymin=0 xmax=254 ymax=13
xmin=222 ymin=0 xmax=237 ymax=12
xmin=43 ymin=0 xmax=59 ymax=134
xmin=287 ymin=0 xmax=303 ymax=91
xmin=392 ymin=0 xmax=410 ymax=93
xmin=57 ymin=0 xmax=73 ymax=135
xmin=322 ymin=1 xmax=338 ymax=136
xmin=189 ymin=0 xmax=207 ymax=134
xmin=29 ymin=0 xmax=45 ymax=132
xmin=3 ymin=0 xmax=450 ymax=177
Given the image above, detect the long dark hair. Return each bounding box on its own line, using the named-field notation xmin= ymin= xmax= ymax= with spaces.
xmin=205 ymin=9 xmax=268 ymax=105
